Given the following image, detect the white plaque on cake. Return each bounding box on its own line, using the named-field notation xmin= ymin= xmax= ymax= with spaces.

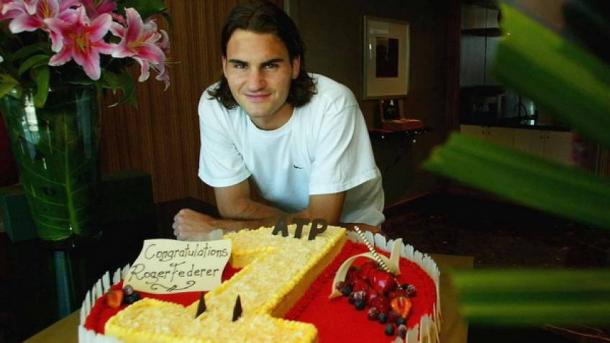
xmin=124 ymin=239 xmax=231 ymax=294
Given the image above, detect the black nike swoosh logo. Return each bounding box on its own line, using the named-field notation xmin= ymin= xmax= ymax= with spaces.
xmin=293 ymin=164 xmax=303 ymax=169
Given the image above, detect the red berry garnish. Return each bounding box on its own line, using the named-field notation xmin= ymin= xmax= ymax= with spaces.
xmin=372 ymin=270 xmax=397 ymax=294
xmin=369 ymin=295 xmax=390 ymax=314
xmin=366 ymin=290 xmax=381 ymax=305
xmin=106 ymin=289 xmax=124 ymax=309
xmin=359 ymin=261 xmax=378 ymax=281
xmin=346 ymin=266 xmax=361 ymax=284
xmin=352 ymin=278 xmax=370 ymax=294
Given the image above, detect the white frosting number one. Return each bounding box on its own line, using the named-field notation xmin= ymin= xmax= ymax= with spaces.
xmin=106 ymin=225 xmax=345 ymax=342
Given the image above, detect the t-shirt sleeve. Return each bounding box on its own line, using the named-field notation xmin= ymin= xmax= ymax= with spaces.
xmin=308 ymin=94 xmax=380 ymax=195
xmin=197 ymin=92 xmax=250 ymax=188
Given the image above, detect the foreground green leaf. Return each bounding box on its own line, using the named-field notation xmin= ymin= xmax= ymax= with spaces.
xmin=451 ymin=269 xmax=610 ymax=325
xmin=423 ymin=133 xmax=610 ymax=229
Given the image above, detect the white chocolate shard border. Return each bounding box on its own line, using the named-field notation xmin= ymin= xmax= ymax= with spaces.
xmin=78 ymin=232 xmax=440 ymax=343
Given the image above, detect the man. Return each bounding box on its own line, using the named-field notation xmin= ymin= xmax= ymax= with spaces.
xmin=173 ymin=0 xmax=384 ymax=240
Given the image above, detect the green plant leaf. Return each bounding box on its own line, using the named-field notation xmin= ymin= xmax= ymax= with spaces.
xmin=32 ymin=65 xmax=49 ymax=107
xmin=423 ymin=133 xmax=610 ymax=229
xmin=18 ymin=54 xmax=50 ymax=76
xmin=100 ymin=69 xmax=136 ymax=106
xmin=118 ymin=0 xmax=167 ymax=19
xmin=0 ymin=73 xmax=19 ymax=98
xmin=10 ymin=42 xmax=50 ymax=62
xmin=451 ymin=269 xmax=610 ymax=325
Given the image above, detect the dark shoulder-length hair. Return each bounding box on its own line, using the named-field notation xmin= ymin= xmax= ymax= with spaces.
xmin=207 ymin=0 xmax=316 ymax=109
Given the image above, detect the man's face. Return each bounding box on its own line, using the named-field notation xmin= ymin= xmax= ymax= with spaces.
xmin=222 ymin=29 xmax=300 ymax=130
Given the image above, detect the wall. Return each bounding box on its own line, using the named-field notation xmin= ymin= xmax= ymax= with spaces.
xmin=289 ymin=0 xmax=460 ymax=204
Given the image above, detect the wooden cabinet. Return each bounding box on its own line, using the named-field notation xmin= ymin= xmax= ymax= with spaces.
xmin=460 ymin=125 xmax=514 ymax=148
xmin=461 ymin=125 xmax=574 ymax=165
xmin=460 ymin=4 xmax=502 ymax=87
xmin=512 ymin=129 xmax=540 ymax=155
xmin=543 ymin=131 xmax=573 ymax=165
xmin=512 ymin=129 xmax=573 ymax=165
xmin=460 ymin=35 xmax=502 ymax=86
xmin=459 ymin=124 xmax=485 ymax=139
xmin=487 ymin=127 xmax=515 ymax=148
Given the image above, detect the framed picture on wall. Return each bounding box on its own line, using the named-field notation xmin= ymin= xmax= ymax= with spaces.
xmin=363 ymin=16 xmax=410 ymax=99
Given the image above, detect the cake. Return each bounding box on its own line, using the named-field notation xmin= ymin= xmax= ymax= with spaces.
xmin=79 ymin=224 xmax=440 ymax=342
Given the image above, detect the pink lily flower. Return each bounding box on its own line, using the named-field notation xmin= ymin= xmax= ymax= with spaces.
xmin=137 ymin=51 xmax=170 ymax=90
xmin=80 ymin=0 xmax=115 ymax=19
xmin=48 ymin=6 xmax=114 ymax=80
xmin=5 ymin=0 xmax=78 ymax=31
xmin=154 ymin=29 xmax=170 ymax=89
xmin=3 ymin=0 xmax=39 ymax=15
xmin=155 ymin=65 xmax=170 ymax=90
xmin=158 ymin=27 xmax=170 ymax=53
xmin=0 ymin=0 xmax=20 ymax=21
xmin=4 ymin=0 xmax=80 ymax=51
xmin=22 ymin=0 xmax=37 ymax=14
xmin=110 ymin=7 xmax=169 ymax=88
xmin=142 ymin=29 xmax=170 ymax=90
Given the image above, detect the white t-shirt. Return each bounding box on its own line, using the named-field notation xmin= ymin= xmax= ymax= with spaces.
xmin=198 ymin=74 xmax=385 ymax=226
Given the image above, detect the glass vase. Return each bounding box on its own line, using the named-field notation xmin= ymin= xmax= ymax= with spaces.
xmin=1 ymin=86 xmax=102 ymax=241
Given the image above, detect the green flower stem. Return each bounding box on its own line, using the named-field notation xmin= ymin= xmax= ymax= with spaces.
xmin=63 ymin=111 xmax=79 ymax=236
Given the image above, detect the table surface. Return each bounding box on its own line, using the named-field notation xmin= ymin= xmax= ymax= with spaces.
xmin=25 ymin=253 xmax=474 ymax=343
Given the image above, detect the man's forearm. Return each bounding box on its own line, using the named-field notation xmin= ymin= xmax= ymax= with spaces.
xmin=214 ymin=190 xmax=346 ymax=232
xmin=213 ymin=198 xmax=311 ymax=232
xmin=224 ymin=197 xmax=285 ymax=220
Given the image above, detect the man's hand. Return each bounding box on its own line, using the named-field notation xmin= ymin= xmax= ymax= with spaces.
xmin=172 ymin=209 xmax=219 ymax=241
